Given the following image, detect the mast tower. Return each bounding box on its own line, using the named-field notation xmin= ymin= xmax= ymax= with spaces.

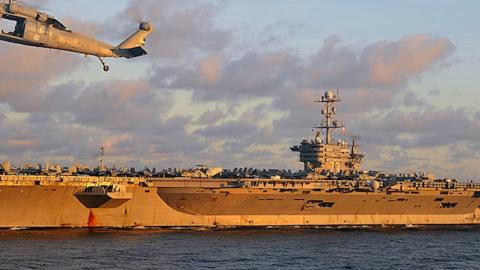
xmin=314 ymin=89 xmax=343 ymax=144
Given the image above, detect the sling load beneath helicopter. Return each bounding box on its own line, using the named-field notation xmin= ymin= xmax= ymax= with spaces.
xmin=0 ymin=0 xmax=153 ymax=71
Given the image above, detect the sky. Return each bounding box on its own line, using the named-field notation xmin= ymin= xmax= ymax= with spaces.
xmin=0 ymin=0 xmax=479 ymax=180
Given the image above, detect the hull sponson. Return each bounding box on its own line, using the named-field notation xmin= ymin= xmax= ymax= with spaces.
xmin=1 ymin=176 xmax=480 ymax=228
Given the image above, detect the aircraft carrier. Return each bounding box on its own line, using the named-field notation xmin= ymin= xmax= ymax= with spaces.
xmin=1 ymin=90 xmax=480 ymax=228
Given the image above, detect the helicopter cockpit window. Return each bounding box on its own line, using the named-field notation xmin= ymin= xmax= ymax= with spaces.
xmin=0 ymin=16 xmax=26 ymax=37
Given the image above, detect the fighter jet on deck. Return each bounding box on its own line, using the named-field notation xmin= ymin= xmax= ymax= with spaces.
xmin=0 ymin=0 xmax=154 ymax=71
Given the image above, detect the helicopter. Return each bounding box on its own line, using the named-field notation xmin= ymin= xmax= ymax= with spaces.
xmin=0 ymin=0 xmax=153 ymax=71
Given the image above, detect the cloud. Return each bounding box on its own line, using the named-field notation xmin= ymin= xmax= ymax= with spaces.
xmin=198 ymin=53 xmax=222 ymax=85
xmin=152 ymin=34 xmax=455 ymax=104
xmin=427 ymin=89 xmax=440 ymax=96
xmin=195 ymin=120 xmax=258 ymax=139
xmin=357 ymin=107 xmax=480 ymax=148
xmin=102 ymin=134 xmax=132 ymax=153
xmin=1 ymin=0 xmax=476 ymax=179
xmin=0 ymin=13 xmax=114 ymax=113
xmin=1 ymin=77 xmax=174 ymax=131
xmin=153 ymin=50 xmax=302 ymax=101
xmin=0 ymin=46 xmax=81 ymax=110
xmin=67 ymin=80 xmax=162 ymax=130
xmin=104 ymin=0 xmax=231 ymax=60
xmin=299 ymin=34 xmax=455 ymax=90
xmin=0 ymin=0 xmax=231 ymax=167
xmin=196 ymin=106 xmax=228 ymax=125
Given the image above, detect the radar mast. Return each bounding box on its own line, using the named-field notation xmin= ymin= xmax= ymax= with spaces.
xmin=97 ymin=146 xmax=106 ymax=172
xmin=314 ymin=89 xmax=343 ymax=144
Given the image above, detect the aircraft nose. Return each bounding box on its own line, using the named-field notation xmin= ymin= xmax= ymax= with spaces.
xmin=139 ymin=22 xmax=152 ymax=31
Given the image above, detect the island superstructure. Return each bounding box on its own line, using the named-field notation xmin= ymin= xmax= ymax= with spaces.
xmin=291 ymin=89 xmax=364 ymax=173
xmin=1 ymin=90 xmax=480 ymax=228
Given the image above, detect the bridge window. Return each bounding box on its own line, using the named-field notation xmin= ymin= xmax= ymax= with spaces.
xmin=434 ymin=198 xmax=444 ymax=201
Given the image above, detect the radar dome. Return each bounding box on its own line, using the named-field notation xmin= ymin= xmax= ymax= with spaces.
xmin=324 ymin=90 xmax=335 ymax=100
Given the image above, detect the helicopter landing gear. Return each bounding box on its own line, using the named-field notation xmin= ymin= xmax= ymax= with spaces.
xmin=98 ymin=57 xmax=110 ymax=72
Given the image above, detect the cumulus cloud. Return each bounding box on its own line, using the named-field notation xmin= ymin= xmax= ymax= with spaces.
xmin=1 ymin=0 xmax=477 ymax=179
xmin=104 ymin=0 xmax=230 ymax=60
xmin=151 ymin=34 xmax=456 ymax=163
xmin=0 ymin=46 xmax=81 ymax=110
xmin=196 ymin=106 xmax=228 ymax=125
xmin=153 ymin=34 xmax=455 ymax=103
xmin=0 ymin=0 xmax=233 ymax=168
xmin=153 ymin=50 xmax=301 ymax=101
xmin=476 ymin=111 xmax=480 ymax=120
xmin=356 ymin=108 xmax=480 ymax=148
xmin=366 ymin=35 xmax=455 ymax=86
xmin=304 ymin=34 xmax=456 ymax=89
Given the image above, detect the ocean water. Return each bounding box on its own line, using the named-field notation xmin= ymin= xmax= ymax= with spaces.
xmin=0 ymin=227 xmax=479 ymax=270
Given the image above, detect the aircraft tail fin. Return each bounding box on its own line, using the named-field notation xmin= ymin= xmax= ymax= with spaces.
xmin=113 ymin=46 xmax=148 ymax=59
xmin=116 ymin=22 xmax=153 ymax=58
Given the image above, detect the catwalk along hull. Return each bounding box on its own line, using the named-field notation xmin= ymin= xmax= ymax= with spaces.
xmin=1 ymin=176 xmax=480 ymax=228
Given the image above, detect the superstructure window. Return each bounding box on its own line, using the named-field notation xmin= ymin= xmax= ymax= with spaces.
xmin=434 ymin=198 xmax=444 ymax=201
xmin=440 ymin=202 xmax=457 ymax=208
